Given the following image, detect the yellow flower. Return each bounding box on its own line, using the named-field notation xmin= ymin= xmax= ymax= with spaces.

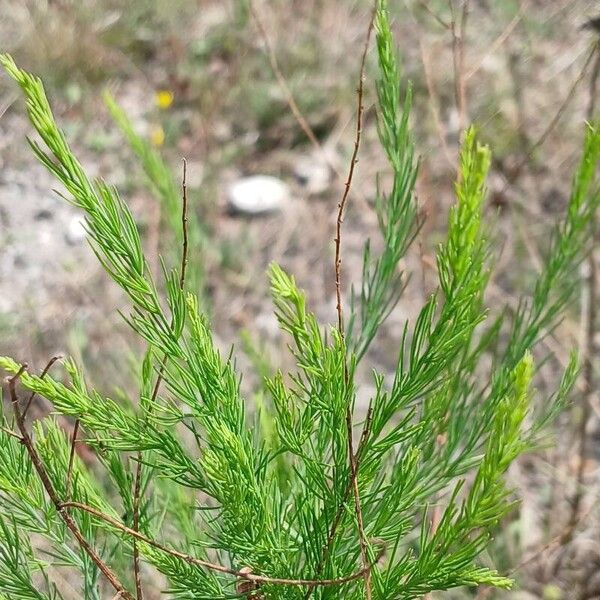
xmin=150 ymin=124 xmax=165 ymax=147
xmin=155 ymin=89 xmax=174 ymax=109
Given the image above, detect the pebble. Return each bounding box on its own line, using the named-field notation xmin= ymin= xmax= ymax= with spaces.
xmin=227 ymin=175 xmax=290 ymax=216
xmin=293 ymin=154 xmax=331 ymax=195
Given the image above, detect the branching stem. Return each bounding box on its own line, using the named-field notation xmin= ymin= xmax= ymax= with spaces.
xmin=131 ymin=158 xmax=189 ymax=600
xmin=6 ymin=367 xmax=135 ymax=600
xmin=60 ymin=501 xmax=385 ymax=588
xmin=22 ymin=355 xmax=61 ymax=419
xmin=331 ymin=7 xmax=376 ymax=599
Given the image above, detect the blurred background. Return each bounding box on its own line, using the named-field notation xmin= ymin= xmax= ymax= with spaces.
xmin=1 ymin=1 xmax=599 ymax=598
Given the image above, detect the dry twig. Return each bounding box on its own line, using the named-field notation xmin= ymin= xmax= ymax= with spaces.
xmin=418 ymin=38 xmax=455 ymax=169
xmin=6 ymin=366 xmax=135 ymax=600
xmin=448 ymin=0 xmax=470 ymax=133
xmin=417 ymin=0 xmax=451 ymax=30
xmin=59 ymin=501 xmax=386 ymax=589
xmin=248 ymin=1 xmax=329 ymax=159
xmin=518 ymin=43 xmax=598 ymax=173
xmin=332 ymin=7 xmax=377 ymax=599
xmin=131 ymin=159 xmax=190 ymax=600
xmin=464 ymin=7 xmax=523 ymax=80
xmin=22 ymin=355 xmax=61 ymax=419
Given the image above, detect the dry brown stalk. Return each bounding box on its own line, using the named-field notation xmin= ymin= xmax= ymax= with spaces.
xmin=248 ymin=0 xmax=323 ymax=154
xmin=331 ymin=6 xmax=377 ymax=599
xmin=464 ymin=7 xmax=523 ymax=80
xmin=448 ymin=0 xmax=470 ymax=133
xmin=22 ymin=355 xmax=61 ymax=418
xmin=519 ymin=42 xmax=598 ymax=173
xmin=417 ymin=0 xmax=451 ymax=30
xmin=131 ymin=158 xmax=190 ymax=600
xmin=417 ymin=38 xmax=455 ymax=169
xmin=59 ymin=500 xmax=386 ymax=588
xmin=6 ymin=366 xmax=136 ymax=600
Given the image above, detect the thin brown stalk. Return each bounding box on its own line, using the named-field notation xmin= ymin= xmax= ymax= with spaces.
xmin=302 ymin=408 xmax=374 ymax=600
xmin=6 ymin=367 xmax=135 ymax=600
xmin=302 ymin=409 xmax=373 ymax=600
xmin=304 ymin=11 xmax=379 ymax=591
xmin=417 ymin=0 xmax=451 ymax=30
xmin=476 ymin=503 xmax=594 ymax=599
xmin=449 ymin=0 xmax=470 ymax=133
xmin=249 ymin=0 xmax=378 ymax=219
xmin=331 ymin=7 xmax=376 ymax=599
xmin=464 ymin=7 xmax=523 ymax=81
xmin=131 ymin=455 xmax=144 ymax=600
xmin=519 ymin=43 xmax=597 ymax=170
xmin=248 ymin=1 xmax=324 ymax=154
xmin=179 ymin=158 xmax=189 ymax=290
xmin=131 ymin=159 xmax=190 ymax=600
xmin=569 ymin=227 xmax=596 ymax=530
xmin=418 ymin=38 xmax=455 ymax=169
xmin=59 ymin=501 xmax=385 ymax=588
xmin=345 ymin=409 xmax=373 ymax=599
xmin=314 ymin=408 xmax=375 ymax=577
xmin=0 ymin=95 xmax=16 ymax=120
xmin=493 ymin=40 xmax=598 ymax=201
xmin=334 ymin=9 xmax=374 ymax=336
xmin=22 ymin=355 xmax=61 ymax=419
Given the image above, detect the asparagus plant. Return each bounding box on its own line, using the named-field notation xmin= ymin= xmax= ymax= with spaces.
xmin=0 ymin=2 xmax=599 ymax=599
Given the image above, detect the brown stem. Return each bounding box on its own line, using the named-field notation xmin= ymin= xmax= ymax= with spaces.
xmin=449 ymin=0 xmax=470 ymax=134
xmin=303 ymin=407 xmax=374 ymax=600
xmin=518 ymin=42 xmax=598 ymax=174
xmin=345 ymin=407 xmax=372 ymax=599
xmin=131 ymin=159 xmax=191 ymax=600
xmin=248 ymin=0 xmax=332 ymax=166
xmin=418 ymin=37 xmax=455 ymax=169
xmin=6 ymin=367 xmax=135 ymax=600
xmin=417 ymin=0 xmax=451 ymax=30
xmin=331 ymin=7 xmax=376 ymax=599
xmin=464 ymin=7 xmax=522 ymax=81
xmin=22 ymin=355 xmax=61 ymax=419
xmin=334 ymin=10 xmax=373 ymax=338
xmin=59 ymin=501 xmax=385 ymax=588
xmin=132 ymin=457 xmax=144 ymax=600
xmin=1 ymin=424 xmax=22 ymax=440
xmin=179 ymin=158 xmax=189 ymax=290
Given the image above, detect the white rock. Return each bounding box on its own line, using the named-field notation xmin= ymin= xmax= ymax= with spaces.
xmin=227 ymin=175 xmax=289 ymax=216
xmin=293 ymin=155 xmax=331 ymax=195
xmin=65 ymin=215 xmax=87 ymax=245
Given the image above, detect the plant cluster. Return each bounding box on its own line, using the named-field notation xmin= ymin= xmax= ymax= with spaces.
xmin=0 ymin=2 xmax=599 ymax=599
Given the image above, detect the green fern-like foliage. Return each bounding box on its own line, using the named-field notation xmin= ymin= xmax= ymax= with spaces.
xmin=1 ymin=2 xmax=599 ymax=599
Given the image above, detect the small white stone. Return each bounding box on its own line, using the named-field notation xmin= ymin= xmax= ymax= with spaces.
xmin=65 ymin=215 xmax=87 ymax=245
xmin=227 ymin=175 xmax=289 ymax=216
xmin=293 ymin=155 xmax=331 ymax=195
